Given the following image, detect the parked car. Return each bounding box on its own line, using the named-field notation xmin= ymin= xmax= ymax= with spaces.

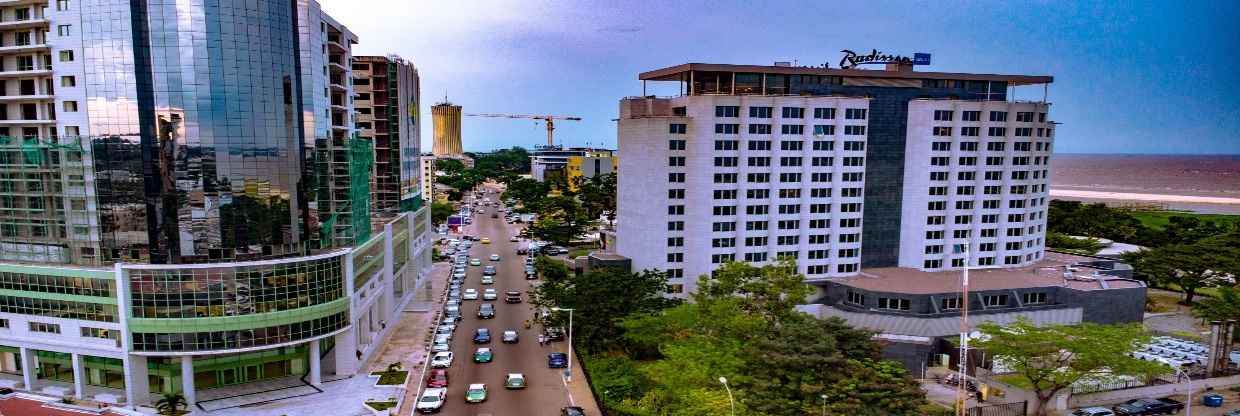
xmin=473 ymin=328 xmax=491 ymax=344
xmin=548 ymin=352 xmax=568 ymax=368
xmin=430 ymin=352 xmax=454 ymax=368
xmin=425 ymin=369 xmax=450 ymax=388
xmin=434 ymin=333 xmax=452 ymax=344
xmin=465 ymin=383 xmax=488 ymax=403
xmin=473 ymin=348 xmax=493 ymax=363
xmin=561 ymin=406 xmax=586 ymax=416
xmin=545 ymin=327 xmax=566 ymax=341
xmin=415 ymin=387 xmax=446 ymax=413
xmin=477 ymin=303 xmax=496 ymax=319
xmin=504 ymin=373 xmax=527 ymax=389
xmin=1112 ymin=398 xmax=1184 ymax=416
xmin=431 ymin=342 xmax=450 ymax=353
xmin=1071 ymin=407 xmax=1114 ymax=416
xmin=502 ymin=330 xmax=519 ymax=343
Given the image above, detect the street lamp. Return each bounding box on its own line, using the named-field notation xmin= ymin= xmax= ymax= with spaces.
xmin=718 ymin=376 xmax=735 ymax=416
xmin=551 ymin=307 xmax=575 ymax=382
xmin=820 ymin=394 xmax=827 ymax=416
xmin=1173 ymin=367 xmax=1192 ymax=416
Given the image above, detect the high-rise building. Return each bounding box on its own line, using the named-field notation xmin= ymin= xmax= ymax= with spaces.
xmin=353 ymin=55 xmax=422 ymax=215
xmin=0 ymin=0 xmax=435 ymax=409
xmin=431 ymin=101 xmax=463 ymax=155
xmin=618 ymin=62 xmax=1055 ymax=296
xmin=420 ymin=154 xmax=437 ymax=200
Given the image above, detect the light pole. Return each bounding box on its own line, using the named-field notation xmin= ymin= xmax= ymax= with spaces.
xmin=719 ymin=376 xmax=735 ymax=416
xmin=820 ymin=394 xmax=827 ymax=416
xmin=551 ymin=307 xmax=574 ymax=382
xmin=1174 ymin=367 xmax=1192 ymax=416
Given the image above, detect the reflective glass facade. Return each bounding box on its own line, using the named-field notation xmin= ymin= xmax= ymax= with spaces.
xmin=127 ymin=255 xmax=345 ymax=319
xmin=83 ymin=0 xmax=308 ymax=264
xmin=0 ymin=295 xmax=118 ymax=322
xmin=131 ymin=311 xmax=345 ymax=352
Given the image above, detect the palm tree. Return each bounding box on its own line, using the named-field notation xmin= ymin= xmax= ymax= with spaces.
xmin=155 ymin=393 xmax=187 ymax=416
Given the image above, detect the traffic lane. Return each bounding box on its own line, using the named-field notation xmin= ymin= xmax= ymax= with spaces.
xmin=434 ymin=209 xmax=571 ymax=415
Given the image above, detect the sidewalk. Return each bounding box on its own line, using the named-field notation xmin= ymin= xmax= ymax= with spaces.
xmin=386 ymin=260 xmax=452 ymax=415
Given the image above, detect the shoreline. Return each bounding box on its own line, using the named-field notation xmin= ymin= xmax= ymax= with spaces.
xmin=1049 ymin=189 xmax=1240 ymax=215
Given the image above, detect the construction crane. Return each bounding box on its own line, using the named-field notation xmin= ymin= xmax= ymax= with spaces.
xmin=464 ymin=113 xmax=582 ymax=146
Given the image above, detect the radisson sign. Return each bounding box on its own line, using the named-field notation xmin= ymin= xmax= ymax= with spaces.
xmin=838 ymin=49 xmax=931 ymax=69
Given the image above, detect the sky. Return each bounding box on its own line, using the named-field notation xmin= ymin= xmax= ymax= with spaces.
xmin=320 ymin=0 xmax=1240 ymax=155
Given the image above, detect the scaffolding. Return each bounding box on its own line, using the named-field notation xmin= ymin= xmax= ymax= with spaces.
xmin=0 ymin=136 xmax=101 ymax=265
xmin=315 ymin=135 xmax=373 ymax=248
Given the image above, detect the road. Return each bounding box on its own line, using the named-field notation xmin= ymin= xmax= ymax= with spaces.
xmin=417 ymin=190 xmax=589 ymax=415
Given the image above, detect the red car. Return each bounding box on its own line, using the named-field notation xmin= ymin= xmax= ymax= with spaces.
xmin=425 ymin=369 xmax=449 ymax=388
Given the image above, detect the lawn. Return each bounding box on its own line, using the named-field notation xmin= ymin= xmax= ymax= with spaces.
xmin=370 ymin=370 xmax=408 ymax=386
xmin=1128 ymin=210 xmax=1240 ymax=231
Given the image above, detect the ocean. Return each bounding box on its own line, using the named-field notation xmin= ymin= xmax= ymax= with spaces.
xmin=1050 ymin=154 xmax=1240 ymax=214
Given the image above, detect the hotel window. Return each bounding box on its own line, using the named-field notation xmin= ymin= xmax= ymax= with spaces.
xmin=668 ymin=172 xmax=685 ymax=183
xmin=807 ymin=265 xmax=829 ymax=275
xmin=956 ymin=201 xmax=975 ymax=210
xmin=57 ymin=0 xmax=71 ymax=11
xmin=749 ymin=106 xmax=772 ymax=118
xmin=811 ymin=157 xmax=832 ymax=167
xmin=711 ymin=237 xmax=736 ymax=247
xmin=840 ymin=203 xmax=862 ymax=213
xmin=747 ymin=173 xmax=770 ymax=183
xmin=989 ymin=111 xmax=1008 ymax=122
xmin=668 ymin=189 xmax=685 ymax=199
xmin=669 ymin=139 xmax=686 ymax=150
xmin=1016 ymin=112 xmax=1035 ymax=122
xmin=810 ymin=203 xmax=830 ymax=214
xmin=715 ymin=106 xmax=739 ymax=117
xmin=986 ymin=156 xmax=1005 ymax=166
xmin=715 ymin=124 xmax=739 ymax=134
xmin=1014 ymin=128 xmax=1033 ymax=137
xmin=842 ymin=172 xmax=863 ymax=181
xmin=666 ymin=269 xmax=684 ymax=279
xmin=814 ymin=108 xmax=836 ymax=119
xmin=811 ymin=172 xmax=831 ymax=182
xmin=809 ymin=219 xmax=828 ymax=228
xmin=714 ymin=156 xmax=738 ymax=167
xmin=928 ymin=187 xmax=947 ymax=196
xmin=923 ymin=259 xmax=943 ymax=269
xmin=780 ymin=140 xmax=803 ymax=151
xmin=668 ymin=156 xmax=685 ymax=166
xmin=779 ymin=173 xmax=801 ymax=182
xmin=809 ymin=235 xmax=829 ymax=245
xmin=878 ymin=298 xmax=910 ymax=311
xmin=778 ymin=189 xmax=801 ymax=199
xmin=838 ymin=263 xmax=859 ymax=273
xmin=781 ymin=125 xmax=804 ymax=135
xmin=934 ymin=110 xmax=954 ymax=121
xmin=30 ymin=322 xmax=61 ymax=334
xmin=667 ymin=253 xmax=683 ymax=262
xmin=925 ymin=245 xmax=944 ymax=254
xmin=812 ymin=140 xmax=833 ymax=151
xmin=667 ymin=205 xmax=684 ymax=215
xmin=777 ymin=204 xmax=800 ymax=214
xmin=933 ymin=126 xmax=952 ymax=136
xmin=930 ymin=157 xmax=950 ymax=166
xmin=954 ymin=215 xmax=973 ymax=224
xmin=962 ymin=111 xmax=981 ymax=121
xmin=745 ymin=236 xmax=768 ymax=247
xmin=669 ymin=123 xmax=687 ymax=134
xmin=839 ymin=233 xmax=860 ymax=243
xmin=744 ymin=252 xmax=769 ymax=262
xmin=667 ymin=237 xmax=684 ymax=247
xmin=844 ymin=125 xmax=866 ymax=135
xmin=711 ymin=254 xmax=735 ymax=264
xmin=840 ymin=187 xmax=863 ymax=197
xmin=953 ymin=230 xmax=972 ymax=239
xmin=847 ymin=291 xmax=865 ymax=306
xmin=983 ymin=294 xmax=1009 ymax=307
xmin=810 ymin=188 xmax=832 ymax=198
xmin=667 ymin=221 xmax=684 ymax=231
xmin=843 ymin=141 xmax=865 ymax=151
xmin=845 ymin=108 xmax=868 ymax=120
xmin=958 ymin=157 xmax=977 ymax=166
xmin=673 ymin=107 xmax=687 ymax=116
xmin=713 ymin=189 xmax=737 ymax=200
xmin=781 ymin=107 xmax=804 ymax=118
xmin=776 ymin=235 xmax=800 ymax=245
xmin=749 ymin=124 xmax=772 ymax=134
xmin=941 ymin=297 xmax=962 ymax=310
xmin=747 ymin=189 xmax=770 ymax=199
xmin=746 ymin=221 xmax=769 ymax=231
xmin=59 ymin=50 xmax=75 ymax=62
xmin=987 ymin=127 xmax=1007 ymax=137
xmin=63 ymin=101 xmax=78 ymax=112
xmin=813 ymin=125 xmax=835 ymax=135
xmin=748 ymin=157 xmax=770 ymax=167
xmin=715 ymin=139 xmax=739 ymax=150
xmin=779 ymin=156 xmax=802 ymax=167
xmin=58 ymin=25 xmax=72 ymax=36
xmin=839 ymin=248 xmax=860 ymax=258
xmin=961 ymin=127 xmax=980 ymax=137
xmin=746 ymin=205 xmax=768 ymax=215
xmin=927 ymin=215 xmax=945 ymax=225
xmin=843 ymin=157 xmax=864 ymax=167
xmin=748 ymin=139 xmax=772 ymax=151
xmin=712 ymin=206 xmax=737 ymax=216
xmin=931 ymin=142 xmax=951 ymax=152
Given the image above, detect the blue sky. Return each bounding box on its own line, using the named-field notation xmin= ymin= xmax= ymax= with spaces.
xmin=322 ymin=0 xmax=1240 ymax=155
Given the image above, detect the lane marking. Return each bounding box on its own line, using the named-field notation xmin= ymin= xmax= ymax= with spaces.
xmin=561 ymin=373 xmax=577 ymax=406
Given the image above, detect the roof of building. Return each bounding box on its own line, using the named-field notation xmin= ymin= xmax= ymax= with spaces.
xmin=639 ymin=63 xmax=1053 ymax=86
xmin=834 ymin=252 xmax=1143 ymax=295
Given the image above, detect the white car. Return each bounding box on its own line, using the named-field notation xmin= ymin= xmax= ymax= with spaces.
xmin=463 ymin=288 xmax=478 ymax=300
xmin=436 ymin=324 xmax=455 ymax=334
xmin=415 ymin=387 xmax=446 ymax=414
xmin=510 ymin=236 xmax=519 ymax=242
xmin=430 ymin=351 xmax=453 ymax=368
xmin=483 ymin=288 xmax=498 ymax=300
xmin=434 ymin=333 xmax=452 ymax=344
xmin=480 ymin=275 xmax=494 ymax=285
xmin=431 ymin=342 xmax=450 ymax=353
xmin=489 ymin=254 xmax=501 ymax=261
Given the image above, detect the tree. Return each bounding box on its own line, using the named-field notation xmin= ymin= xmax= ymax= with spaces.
xmin=695 ymin=259 xmax=814 ymax=328
xmin=435 ymin=158 xmax=465 ymax=175
xmin=577 ymin=172 xmax=617 ymax=227
xmin=430 ymin=201 xmax=455 ymax=225
xmin=974 ymin=318 xmax=1167 ymax=416
xmin=523 ymin=195 xmax=592 ymax=245
xmin=155 ymin=393 xmax=187 ymax=416
xmin=501 ymin=177 xmax=548 ymax=213
xmin=1194 ymin=285 xmax=1240 ymax=324
xmin=737 ymin=314 xmax=926 ymax=415
xmin=531 ymin=267 xmax=676 ymax=352
xmin=1045 ymin=232 xmax=1103 ymax=255
xmin=1125 ymin=241 xmax=1235 ymax=304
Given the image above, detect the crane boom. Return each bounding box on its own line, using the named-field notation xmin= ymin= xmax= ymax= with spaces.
xmin=464 ymin=112 xmax=582 ymax=146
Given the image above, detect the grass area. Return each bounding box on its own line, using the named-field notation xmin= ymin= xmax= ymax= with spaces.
xmin=993 ymin=373 xmax=1034 ymax=390
xmin=1145 ymin=290 xmax=1184 ymax=313
xmin=370 ymin=370 xmax=408 ymax=386
xmin=1129 ymin=210 xmax=1240 ymax=231
xmin=918 ymin=403 xmax=954 ymax=416
xmin=364 ymin=400 xmax=398 ymax=411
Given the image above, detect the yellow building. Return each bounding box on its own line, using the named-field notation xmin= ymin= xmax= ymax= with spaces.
xmin=432 ymin=102 xmax=463 ymax=156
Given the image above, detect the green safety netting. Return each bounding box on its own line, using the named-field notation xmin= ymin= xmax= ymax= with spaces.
xmin=349 ymin=135 xmax=373 ymax=244
xmin=1 ymin=136 xmax=84 ymax=165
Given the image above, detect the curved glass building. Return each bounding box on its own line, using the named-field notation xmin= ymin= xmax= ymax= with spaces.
xmin=0 ymin=0 xmax=433 ymax=409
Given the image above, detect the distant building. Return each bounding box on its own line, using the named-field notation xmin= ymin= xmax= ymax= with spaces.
xmin=432 ymin=101 xmax=464 ymax=156
xmin=353 ymin=55 xmax=422 ymax=214
xmin=530 ymin=145 xmax=617 ymax=191
xmin=421 ymin=154 xmax=437 ymax=201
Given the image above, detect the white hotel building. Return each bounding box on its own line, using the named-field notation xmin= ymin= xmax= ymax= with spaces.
xmin=617 ymin=62 xmax=1055 ymax=296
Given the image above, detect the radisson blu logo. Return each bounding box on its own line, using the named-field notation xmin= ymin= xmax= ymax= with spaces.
xmin=839 ymin=49 xmax=931 ymax=69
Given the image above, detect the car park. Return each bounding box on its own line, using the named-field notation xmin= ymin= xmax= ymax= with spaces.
xmin=504 ymin=373 xmax=527 ymax=389
xmin=465 ymin=383 xmax=488 ymax=403
xmin=415 ymin=387 xmax=446 ymax=413
xmin=505 ymin=290 xmax=522 ymax=303
xmin=1112 ymin=398 xmax=1184 ymax=416
xmin=473 ymin=328 xmax=491 ymax=343
xmin=426 ymin=369 xmax=449 ymax=388
xmin=481 ymin=275 xmax=495 ymax=285
xmin=483 ymin=288 xmax=498 ymax=300
xmin=489 ymin=254 xmax=501 ymax=261
xmin=473 ymin=348 xmax=493 ymax=363
xmin=548 ymin=352 xmax=567 ymax=368
xmin=477 ymin=303 xmax=495 ymax=319
xmin=430 ymin=352 xmax=454 ymax=368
